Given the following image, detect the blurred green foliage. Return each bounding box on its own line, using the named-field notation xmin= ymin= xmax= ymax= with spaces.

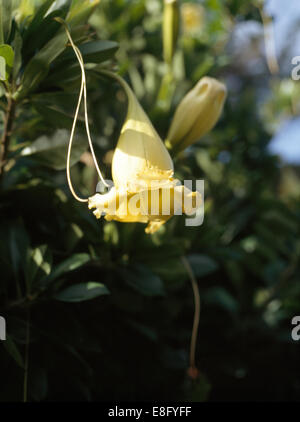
xmin=0 ymin=0 xmax=300 ymax=402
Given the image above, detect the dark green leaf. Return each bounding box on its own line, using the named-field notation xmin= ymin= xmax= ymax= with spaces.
xmin=55 ymin=282 xmax=110 ymax=302
xmin=119 ymin=264 xmax=165 ymax=297
xmin=20 ymin=31 xmax=68 ymax=97
xmin=204 ymin=287 xmax=239 ymax=313
xmin=126 ymin=319 xmax=158 ymax=342
xmin=62 ymin=40 xmax=118 ymax=64
xmin=187 ymin=254 xmax=219 ymax=277
xmin=8 ymin=222 xmax=30 ymax=281
xmin=12 ymin=30 xmax=22 ymax=80
xmin=22 ymin=5 xmax=70 ymax=60
xmin=23 ymin=0 xmax=57 ymax=43
xmin=3 ymin=336 xmax=24 ymax=368
xmin=33 ymin=104 xmax=75 ymax=129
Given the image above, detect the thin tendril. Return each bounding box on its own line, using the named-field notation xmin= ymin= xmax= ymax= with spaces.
xmin=66 ymin=55 xmax=87 ymax=202
xmin=74 ymin=43 xmax=109 ymax=188
xmin=182 ymin=256 xmax=201 ymax=371
xmin=56 ymin=18 xmax=109 ymax=203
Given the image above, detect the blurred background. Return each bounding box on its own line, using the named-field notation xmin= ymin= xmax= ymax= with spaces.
xmin=0 ymin=0 xmax=300 ymax=402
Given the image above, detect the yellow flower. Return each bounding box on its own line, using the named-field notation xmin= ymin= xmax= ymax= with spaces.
xmin=165 ymin=76 xmax=227 ymax=153
xmin=88 ymin=73 xmax=201 ymax=234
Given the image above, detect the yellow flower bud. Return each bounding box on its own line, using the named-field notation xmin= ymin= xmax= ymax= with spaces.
xmin=166 ymin=76 xmax=227 ymax=152
xmin=88 ymin=73 xmax=202 ymax=234
xmin=163 ymin=0 xmax=180 ymax=65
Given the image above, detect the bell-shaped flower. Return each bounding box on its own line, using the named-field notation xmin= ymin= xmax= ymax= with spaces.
xmin=165 ymin=76 xmax=227 ymax=153
xmin=88 ymin=74 xmax=201 ymax=234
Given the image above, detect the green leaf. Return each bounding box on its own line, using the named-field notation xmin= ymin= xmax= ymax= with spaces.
xmin=47 ymin=253 xmax=91 ymax=282
xmin=42 ymin=63 xmax=81 ymax=87
xmin=55 ymin=282 xmax=110 ymax=302
xmin=12 ymin=30 xmax=23 ymax=81
xmin=0 ymin=81 xmax=4 ymax=96
xmin=22 ymin=5 xmax=70 ymax=61
xmin=67 ymin=0 xmax=100 ymax=27
xmin=126 ymin=319 xmax=158 ymax=342
xmin=104 ymin=222 xmax=119 ymax=245
xmin=64 ymin=223 xmax=84 ymax=252
xmin=22 ymin=0 xmax=57 ymax=43
xmin=3 ymin=335 xmax=24 ymax=369
xmin=0 ymin=0 xmax=12 ymax=43
xmin=79 ymin=40 xmax=118 ymax=63
xmin=0 ymin=56 xmax=5 ymax=80
xmin=20 ymin=30 xmax=68 ymax=97
xmin=149 ymin=258 xmax=187 ymax=283
xmin=204 ymin=287 xmax=239 ymax=314
xmin=20 ymin=129 xmax=88 ymax=170
xmin=25 ymin=245 xmax=52 ymax=289
xmin=33 ymin=104 xmax=75 ymax=129
xmin=0 ymin=44 xmax=14 ymax=80
xmin=62 ymin=40 xmax=118 ymax=64
xmin=0 ymin=45 xmax=14 ymax=67
xmin=8 ymin=222 xmax=30 ymax=281
xmin=31 ymin=91 xmax=78 ymax=109
xmin=119 ymin=264 xmax=165 ymax=297
xmin=0 ymin=2 xmax=3 ymax=44
xmin=187 ymin=254 xmax=219 ymax=277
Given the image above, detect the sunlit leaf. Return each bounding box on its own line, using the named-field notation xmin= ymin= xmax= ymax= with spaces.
xmin=25 ymin=245 xmax=52 ymax=289
xmin=0 ymin=44 xmax=14 ymax=79
xmin=46 ymin=253 xmax=91 ymax=282
xmin=20 ymin=129 xmax=88 ymax=170
xmin=0 ymin=56 xmax=5 ymax=80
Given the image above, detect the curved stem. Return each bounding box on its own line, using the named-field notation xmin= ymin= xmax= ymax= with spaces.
xmin=182 ymin=256 xmax=201 ymax=370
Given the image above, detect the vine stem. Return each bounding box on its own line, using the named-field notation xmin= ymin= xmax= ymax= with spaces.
xmin=23 ymin=307 xmax=30 ymax=403
xmin=181 ymin=256 xmax=201 ymax=373
xmin=0 ymin=96 xmax=16 ymax=179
